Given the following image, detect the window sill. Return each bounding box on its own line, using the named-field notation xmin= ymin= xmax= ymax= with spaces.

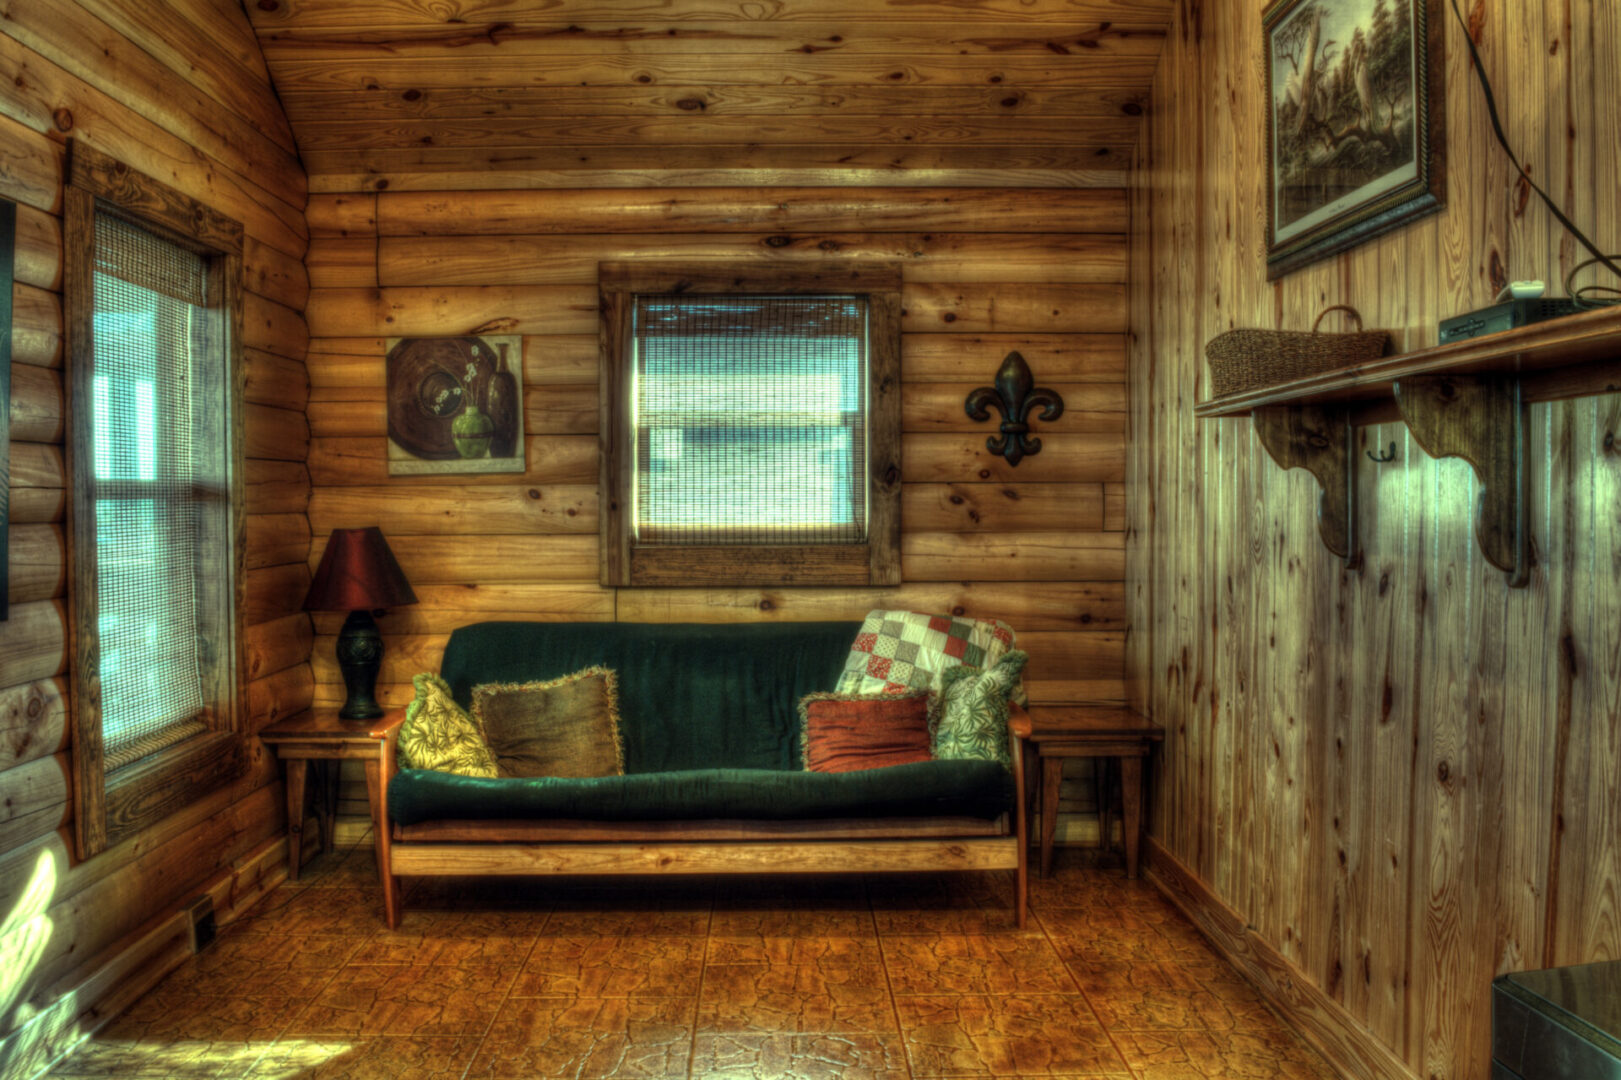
xmin=104 ymin=729 xmax=245 ymax=847
xmin=627 ymin=543 xmax=874 ymax=587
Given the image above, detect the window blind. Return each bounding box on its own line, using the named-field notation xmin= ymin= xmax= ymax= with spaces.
xmin=91 ymin=213 xmax=214 ymax=770
xmin=632 ymin=295 xmax=868 ymax=546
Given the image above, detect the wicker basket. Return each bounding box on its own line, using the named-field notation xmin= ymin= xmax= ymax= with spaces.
xmin=1205 ymin=305 xmax=1389 ymax=397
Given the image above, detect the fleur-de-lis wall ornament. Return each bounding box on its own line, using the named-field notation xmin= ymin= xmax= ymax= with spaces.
xmin=963 ymin=351 xmax=1066 ymax=466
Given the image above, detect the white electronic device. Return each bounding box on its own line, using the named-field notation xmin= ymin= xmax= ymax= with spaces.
xmin=1496 ymin=280 xmax=1546 ymax=302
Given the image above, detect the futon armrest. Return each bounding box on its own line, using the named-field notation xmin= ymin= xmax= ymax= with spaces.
xmin=1007 ymin=702 xmax=1033 ymax=740
xmin=371 ymin=708 xmax=406 ymax=822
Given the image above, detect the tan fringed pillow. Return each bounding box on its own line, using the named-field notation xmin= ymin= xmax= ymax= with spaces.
xmin=471 ymin=666 xmax=626 ymax=779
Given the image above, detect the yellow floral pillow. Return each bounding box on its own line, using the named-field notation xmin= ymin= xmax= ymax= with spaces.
xmin=398 ymin=673 xmax=499 ymax=777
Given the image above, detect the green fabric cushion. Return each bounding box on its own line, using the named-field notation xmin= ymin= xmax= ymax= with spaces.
xmin=932 ymin=650 xmax=1029 ymax=768
xmin=437 ymin=621 xmax=861 ymax=773
xmin=388 ymin=759 xmax=1012 ymax=825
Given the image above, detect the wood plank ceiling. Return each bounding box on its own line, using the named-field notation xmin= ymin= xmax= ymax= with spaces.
xmin=242 ymin=0 xmax=1174 ymax=191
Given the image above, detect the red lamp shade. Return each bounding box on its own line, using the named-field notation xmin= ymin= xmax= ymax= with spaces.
xmin=302 ymin=527 xmax=418 ymax=613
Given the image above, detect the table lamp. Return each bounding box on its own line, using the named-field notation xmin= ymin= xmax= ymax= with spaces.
xmin=302 ymin=526 xmax=418 ymax=721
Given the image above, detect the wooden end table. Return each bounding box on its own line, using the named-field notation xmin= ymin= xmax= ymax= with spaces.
xmin=1021 ymin=706 xmax=1164 ymax=879
xmin=258 ymin=711 xmax=394 ymax=884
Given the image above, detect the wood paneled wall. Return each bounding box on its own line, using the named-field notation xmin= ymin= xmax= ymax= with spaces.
xmin=303 ymin=185 xmax=1130 ymax=831
xmin=0 ymin=4 xmax=311 ymax=1072
xmin=1128 ymin=1 xmax=1621 ymax=1076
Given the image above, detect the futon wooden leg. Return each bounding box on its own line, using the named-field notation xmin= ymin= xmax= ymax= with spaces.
xmin=1040 ymin=757 xmax=1063 ymax=878
xmin=1022 ymin=742 xmax=1039 ymax=842
xmin=363 ymin=759 xmax=401 ymax=929
xmin=1097 ymin=758 xmax=1114 ymax=858
xmin=1121 ymin=755 xmax=1143 ymax=879
xmin=1014 ymin=781 xmax=1029 ymax=931
xmin=285 ymin=759 xmax=308 ymax=883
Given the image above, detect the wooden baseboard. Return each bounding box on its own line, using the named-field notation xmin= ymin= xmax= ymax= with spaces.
xmin=1 ymin=835 xmax=290 ymax=1080
xmin=1142 ymin=839 xmax=1414 ymax=1080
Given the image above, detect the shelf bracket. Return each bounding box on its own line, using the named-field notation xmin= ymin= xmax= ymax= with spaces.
xmin=1253 ymin=405 xmax=1358 ymax=566
xmin=1393 ymin=374 xmax=1528 ymax=587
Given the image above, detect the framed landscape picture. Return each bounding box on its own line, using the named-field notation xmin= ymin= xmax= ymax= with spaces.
xmin=385 ymin=335 xmax=525 ymax=475
xmin=1264 ymin=0 xmax=1445 ymax=279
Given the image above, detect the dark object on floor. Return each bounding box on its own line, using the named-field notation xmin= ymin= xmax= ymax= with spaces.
xmin=1494 ymin=960 xmax=1621 ymax=1078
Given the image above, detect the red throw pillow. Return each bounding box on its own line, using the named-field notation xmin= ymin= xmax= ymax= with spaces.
xmin=799 ymin=690 xmax=934 ymax=773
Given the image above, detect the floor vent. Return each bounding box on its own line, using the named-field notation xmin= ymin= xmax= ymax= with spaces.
xmin=184 ymin=895 xmax=216 ymax=953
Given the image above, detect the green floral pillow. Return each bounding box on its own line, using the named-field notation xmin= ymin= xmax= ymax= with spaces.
xmin=932 ymin=650 xmax=1029 ymax=768
xmin=399 ymin=673 xmax=499 ymax=777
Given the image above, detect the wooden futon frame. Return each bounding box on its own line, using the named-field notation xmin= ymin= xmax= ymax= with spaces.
xmin=360 ymin=707 xmax=1034 ymax=930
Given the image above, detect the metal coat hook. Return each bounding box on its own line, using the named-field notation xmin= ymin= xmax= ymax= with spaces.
xmin=1367 ymin=442 xmax=1398 ymax=463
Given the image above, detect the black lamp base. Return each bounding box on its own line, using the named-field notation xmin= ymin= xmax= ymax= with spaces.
xmin=336 ymin=609 xmax=385 ymax=721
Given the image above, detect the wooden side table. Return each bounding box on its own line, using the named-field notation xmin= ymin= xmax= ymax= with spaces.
xmin=1020 ymin=706 xmax=1164 ymax=879
xmin=259 ymin=711 xmax=395 ymax=884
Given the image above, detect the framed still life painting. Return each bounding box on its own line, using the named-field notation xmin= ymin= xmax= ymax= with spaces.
xmin=386 ymin=335 xmax=525 ymax=475
xmin=1264 ymin=0 xmax=1445 ymax=278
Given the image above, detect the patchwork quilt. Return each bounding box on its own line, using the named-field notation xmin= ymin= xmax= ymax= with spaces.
xmin=835 ymin=609 xmax=1018 ymax=697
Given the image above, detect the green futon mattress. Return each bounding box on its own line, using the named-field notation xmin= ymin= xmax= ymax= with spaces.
xmin=388 ymin=760 xmax=1012 ymax=825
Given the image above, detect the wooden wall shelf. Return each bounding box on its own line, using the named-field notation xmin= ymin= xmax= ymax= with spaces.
xmin=1196 ymin=307 xmax=1621 ymax=587
xmin=1194 ymin=306 xmax=1621 ymax=419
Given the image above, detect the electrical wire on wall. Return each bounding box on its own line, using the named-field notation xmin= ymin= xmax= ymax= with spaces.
xmin=1448 ymin=0 xmax=1620 ymax=308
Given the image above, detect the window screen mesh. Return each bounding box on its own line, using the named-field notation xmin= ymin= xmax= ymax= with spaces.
xmin=92 ymin=213 xmax=215 ymax=769
xmin=632 ymin=295 xmax=868 ymax=546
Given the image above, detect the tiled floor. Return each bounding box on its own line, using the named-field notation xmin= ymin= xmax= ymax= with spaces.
xmin=44 ymin=844 xmax=1336 ymax=1079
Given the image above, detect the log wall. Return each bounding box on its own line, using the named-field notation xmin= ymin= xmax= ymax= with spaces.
xmin=0 ymin=4 xmax=311 ymax=1072
xmin=304 ymin=185 xmax=1130 ymax=834
xmin=1129 ymin=1 xmax=1621 ymax=1076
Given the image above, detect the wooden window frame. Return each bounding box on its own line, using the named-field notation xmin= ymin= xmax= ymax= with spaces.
xmin=599 ymin=261 xmax=902 ymax=588
xmin=63 ymin=140 xmax=248 ymax=859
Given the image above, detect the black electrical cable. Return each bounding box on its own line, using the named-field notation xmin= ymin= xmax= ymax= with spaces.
xmin=1448 ymin=0 xmax=1621 ymax=307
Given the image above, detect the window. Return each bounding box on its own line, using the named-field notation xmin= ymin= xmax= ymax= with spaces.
xmin=600 ymin=264 xmax=902 ymax=587
xmin=65 ymin=141 xmax=246 ymax=858
xmin=635 ymin=295 xmax=868 ymax=545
